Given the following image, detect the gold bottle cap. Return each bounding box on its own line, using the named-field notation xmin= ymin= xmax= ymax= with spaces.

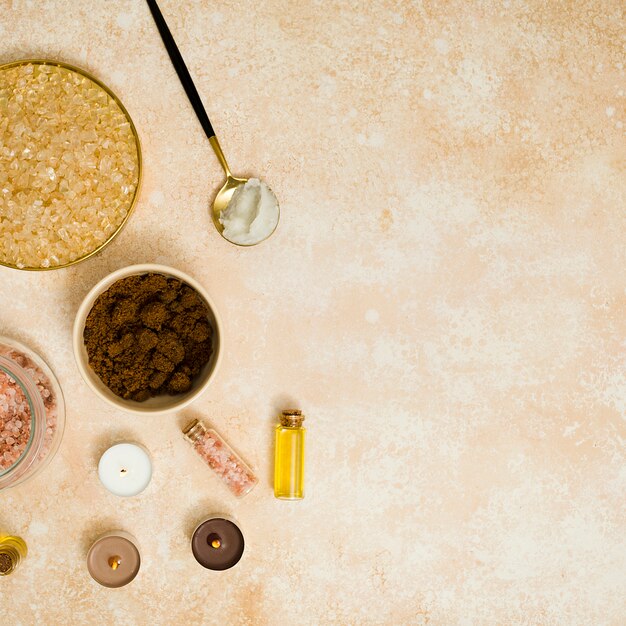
xmin=0 ymin=552 xmax=15 ymax=575
xmin=280 ymin=410 xmax=305 ymax=427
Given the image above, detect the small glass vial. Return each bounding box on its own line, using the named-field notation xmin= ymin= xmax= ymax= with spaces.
xmin=183 ymin=419 xmax=258 ymax=497
xmin=0 ymin=535 xmax=27 ymax=576
xmin=274 ymin=410 xmax=306 ymax=500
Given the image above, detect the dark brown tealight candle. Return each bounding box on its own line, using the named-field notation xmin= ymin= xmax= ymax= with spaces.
xmin=191 ymin=517 xmax=244 ymax=571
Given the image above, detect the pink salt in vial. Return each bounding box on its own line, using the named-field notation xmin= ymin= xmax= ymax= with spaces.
xmin=183 ymin=419 xmax=258 ymax=497
xmin=0 ymin=337 xmax=65 ymax=490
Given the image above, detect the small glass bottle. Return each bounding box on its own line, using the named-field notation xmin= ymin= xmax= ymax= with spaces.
xmin=274 ymin=410 xmax=306 ymax=500
xmin=0 ymin=535 xmax=27 ymax=576
xmin=183 ymin=419 xmax=258 ymax=497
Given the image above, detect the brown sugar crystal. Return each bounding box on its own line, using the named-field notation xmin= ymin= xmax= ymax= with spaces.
xmin=83 ymin=273 xmax=213 ymax=401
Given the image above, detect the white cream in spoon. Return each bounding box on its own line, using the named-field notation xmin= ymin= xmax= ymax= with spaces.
xmin=219 ymin=178 xmax=279 ymax=245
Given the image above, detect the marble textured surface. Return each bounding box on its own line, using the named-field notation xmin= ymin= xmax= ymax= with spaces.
xmin=1 ymin=1 xmax=625 ymax=624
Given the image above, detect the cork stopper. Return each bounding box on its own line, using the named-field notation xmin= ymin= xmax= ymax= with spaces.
xmin=183 ymin=419 xmax=207 ymax=443
xmin=280 ymin=410 xmax=305 ymax=427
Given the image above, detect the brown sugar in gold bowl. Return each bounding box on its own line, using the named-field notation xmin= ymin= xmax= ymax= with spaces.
xmin=72 ymin=264 xmax=222 ymax=415
xmin=0 ymin=59 xmax=142 ymax=271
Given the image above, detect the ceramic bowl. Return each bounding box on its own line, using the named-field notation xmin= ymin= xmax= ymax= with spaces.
xmin=73 ymin=264 xmax=222 ymax=415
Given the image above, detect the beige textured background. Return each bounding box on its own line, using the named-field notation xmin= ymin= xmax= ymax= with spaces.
xmin=1 ymin=0 xmax=625 ymax=624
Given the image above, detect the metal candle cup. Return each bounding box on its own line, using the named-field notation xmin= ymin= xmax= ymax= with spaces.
xmin=191 ymin=516 xmax=244 ymax=571
xmin=87 ymin=531 xmax=140 ymax=588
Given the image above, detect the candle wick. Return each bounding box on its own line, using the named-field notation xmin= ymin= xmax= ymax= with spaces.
xmin=108 ymin=556 xmax=122 ymax=570
xmin=120 ymin=468 xmax=127 ymax=474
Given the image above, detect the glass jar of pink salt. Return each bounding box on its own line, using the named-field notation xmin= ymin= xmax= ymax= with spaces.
xmin=0 ymin=337 xmax=65 ymax=490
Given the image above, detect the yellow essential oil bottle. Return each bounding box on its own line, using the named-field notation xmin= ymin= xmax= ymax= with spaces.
xmin=274 ymin=410 xmax=306 ymax=500
xmin=0 ymin=535 xmax=27 ymax=576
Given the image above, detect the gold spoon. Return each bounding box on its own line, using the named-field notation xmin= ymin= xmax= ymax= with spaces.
xmin=207 ymin=136 xmax=248 ymax=236
xmin=146 ymin=0 xmax=278 ymax=245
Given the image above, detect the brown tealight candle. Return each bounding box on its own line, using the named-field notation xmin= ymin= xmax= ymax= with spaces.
xmin=87 ymin=531 xmax=140 ymax=588
xmin=191 ymin=517 xmax=244 ymax=571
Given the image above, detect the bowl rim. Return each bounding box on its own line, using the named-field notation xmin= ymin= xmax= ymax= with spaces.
xmin=72 ymin=264 xmax=222 ymax=415
xmin=0 ymin=58 xmax=142 ymax=271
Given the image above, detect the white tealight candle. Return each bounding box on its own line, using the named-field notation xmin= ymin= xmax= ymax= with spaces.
xmin=98 ymin=443 xmax=152 ymax=497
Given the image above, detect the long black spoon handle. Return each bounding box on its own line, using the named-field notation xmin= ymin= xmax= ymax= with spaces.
xmin=146 ymin=0 xmax=216 ymax=139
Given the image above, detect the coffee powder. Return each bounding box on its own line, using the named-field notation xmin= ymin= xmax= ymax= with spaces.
xmin=83 ymin=273 xmax=213 ymax=401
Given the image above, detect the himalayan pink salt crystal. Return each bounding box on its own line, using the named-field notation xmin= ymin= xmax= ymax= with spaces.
xmin=0 ymin=371 xmax=32 ymax=472
xmin=183 ymin=419 xmax=258 ymax=497
xmin=0 ymin=343 xmax=58 ymax=472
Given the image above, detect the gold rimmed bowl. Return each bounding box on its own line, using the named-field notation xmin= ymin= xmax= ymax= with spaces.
xmin=0 ymin=59 xmax=142 ymax=271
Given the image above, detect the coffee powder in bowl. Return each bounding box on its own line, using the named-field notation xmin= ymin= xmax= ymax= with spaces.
xmin=73 ymin=265 xmax=222 ymax=414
